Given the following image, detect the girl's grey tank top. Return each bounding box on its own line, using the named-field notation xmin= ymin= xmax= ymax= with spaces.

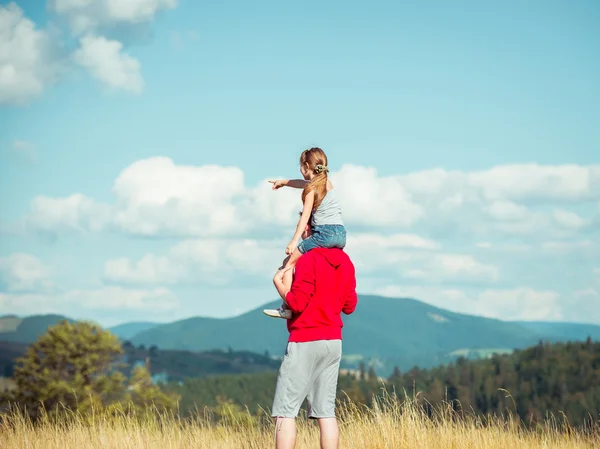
xmin=311 ymin=189 xmax=344 ymax=227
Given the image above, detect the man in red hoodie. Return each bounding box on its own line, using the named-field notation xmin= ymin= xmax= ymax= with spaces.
xmin=271 ymin=229 xmax=357 ymax=449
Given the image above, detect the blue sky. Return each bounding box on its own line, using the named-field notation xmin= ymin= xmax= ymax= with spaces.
xmin=1 ymin=0 xmax=599 ymax=326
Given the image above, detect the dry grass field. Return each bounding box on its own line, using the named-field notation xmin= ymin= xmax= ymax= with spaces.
xmin=1 ymin=393 xmax=598 ymax=449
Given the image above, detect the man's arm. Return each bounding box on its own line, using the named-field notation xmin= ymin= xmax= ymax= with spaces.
xmin=274 ymin=255 xmax=315 ymax=313
xmin=342 ymin=261 xmax=358 ymax=315
xmin=343 ymin=289 xmax=358 ymax=315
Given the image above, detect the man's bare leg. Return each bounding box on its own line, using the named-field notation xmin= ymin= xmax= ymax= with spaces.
xmin=317 ymin=418 xmax=339 ymax=449
xmin=274 ymin=417 xmax=297 ymax=449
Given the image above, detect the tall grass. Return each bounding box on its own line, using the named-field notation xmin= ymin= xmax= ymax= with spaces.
xmin=2 ymin=392 xmax=598 ymax=448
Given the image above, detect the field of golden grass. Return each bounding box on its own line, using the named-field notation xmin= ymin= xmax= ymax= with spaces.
xmin=2 ymin=394 xmax=598 ymax=449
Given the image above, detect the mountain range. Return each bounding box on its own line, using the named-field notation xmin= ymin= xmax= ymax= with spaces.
xmin=2 ymin=295 xmax=600 ymax=375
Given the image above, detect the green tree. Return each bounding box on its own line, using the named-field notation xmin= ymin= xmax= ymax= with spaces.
xmin=3 ymin=320 xmax=126 ymax=418
xmin=1 ymin=320 xmax=179 ymax=419
xmin=123 ymin=361 xmax=178 ymax=413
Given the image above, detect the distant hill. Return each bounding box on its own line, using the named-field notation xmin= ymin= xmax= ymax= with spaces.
xmin=4 ymin=297 xmax=599 ymax=377
xmin=0 ymin=340 xmax=279 ymax=383
xmin=0 ymin=315 xmax=159 ymax=344
xmin=512 ymin=321 xmax=600 ymax=342
xmin=128 ymin=295 xmax=556 ymax=373
xmin=108 ymin=322 xmax=160 ymax=340
xmin=131 ymin=311 xmax=288 ymax=356
xmin=0 ymin=314 xmax=73 ymax=344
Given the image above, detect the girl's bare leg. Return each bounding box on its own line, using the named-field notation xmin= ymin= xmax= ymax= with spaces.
xmin=283 ymin=248 xmax=302 ymax=270
xmin=279 ymin=256 xmax=291 ymax=270
xmin=279 ymin=249 xmax=300 ymax=310
xmin=282 ymin=266 xmax=293 ymax=290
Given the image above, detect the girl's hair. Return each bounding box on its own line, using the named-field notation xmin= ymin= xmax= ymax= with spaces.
xmin=300 ymin=147 xmax=329 ymax=210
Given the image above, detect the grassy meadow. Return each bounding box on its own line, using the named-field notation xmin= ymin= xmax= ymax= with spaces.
xmin=2 ymin=393 xmax=598 ymax=449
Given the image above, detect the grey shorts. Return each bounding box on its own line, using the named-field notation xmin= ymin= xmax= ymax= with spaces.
xmin=272 ymin=339 xmax=342 ymax=419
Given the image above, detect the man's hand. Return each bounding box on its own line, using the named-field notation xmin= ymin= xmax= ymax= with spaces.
xmin=285 ymin=241 xmax=297 ymax=255
xmin=268 ymin=180 xmax=286 ymax=190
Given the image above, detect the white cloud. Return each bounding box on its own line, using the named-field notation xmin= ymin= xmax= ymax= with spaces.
xmin=331 ymin=165 xmax=423 ymax=227
xmin=485 ymin=200 xmax=529 ymax=221
xmin=170 ymin=30 xmax=183 ymax=49
xmin=65 ymin=286 xmax=178 ymax=310
xmin=102 ymin=231 xmax=498 ymax=290
xmin=467 ymin=164 xmax=600 ymax=202
xmin=375 ymin=285 xmax=476 ymax=315
xmin=0 ymin=253 xmax=52 ymax=292
xmin=0 ymin=3 xmax=65 ymax=105
xmin=102 ymin=228 xmax=495 ymax=291
xmin=22 ymin=159 xmax=600 ymax=242
xmin=105 ymin=238 xmax=284 ymax=285
xmin=574 ymin=288 xmax=597 ymax=298
xmin=403 ymin=164 xmax=600 ymax=203
xmin=376 ymin=285 xmax=562 ymax=321
xmin=347 ymin=233 xmax=438 ymax=250
xmin=1 ymin=1 xmax=177 ymax=105
xmin=26 ymin=193 xmax=111 ymax=235
xmin=567 ymin=271 xmax=600 ymax=323
xmin=10 ymin=159 xmax=600 ymax=323
xmin=24 ymin=157 xmax=303 ymax=238
xmin=0 ymin=292 xmax=63 ymax=316
xmin=476 ymin=288 xmax=562 ymax=321
xmin=567 ymin=288 xmax=600 ymax=323
xmin=73 ymin=35 xmax=143 ymax=93
xmin=346 ymin=233 xmax=498 ymax=284
xmin=170 ymin=30 xmax=199 ymax=49
xmin=552 ymin=209 xmax=589 ymax=230
xmin=105 ymin=254 xmax=185 ymax=285
xmin=111 ymin=157 xmax=251 ymax=236
xmin=424 ymin=254 xmax=499 ymax=283
xmin=0 ymin=286 xmax=178 ymax=317
xmin=0 ymin=251 xmax=179 ymax=318
xmin=337 ymin=163 xmax=600 ymax=239
xmin=541 ymin=240 xmax=593 ymax=253
xmin=50 ymin=0 xmax=177 ymax=35
xmin=474 ymin=242 xmax=532 ymax=253
xmin=8 ymin=140 xmax=37 ymax=162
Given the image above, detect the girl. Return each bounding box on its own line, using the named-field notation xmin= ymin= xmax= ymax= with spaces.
xmin=263 ymin=147 xmax=347 ymax=319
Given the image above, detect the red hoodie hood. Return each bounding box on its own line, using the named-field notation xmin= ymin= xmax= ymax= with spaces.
xmin=311 ymin=247 xmax=349 ymax=269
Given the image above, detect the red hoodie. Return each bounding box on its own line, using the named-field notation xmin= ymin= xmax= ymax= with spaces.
xmin=284 ymin=248 xmax=358 ymax=342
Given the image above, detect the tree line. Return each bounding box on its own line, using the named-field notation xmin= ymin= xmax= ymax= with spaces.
xmin=1 ymin=320 xmax=598 ymax=428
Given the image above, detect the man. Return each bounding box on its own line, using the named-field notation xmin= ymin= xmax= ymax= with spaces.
xmin=271 ymin=223 xmax=357 ymax=449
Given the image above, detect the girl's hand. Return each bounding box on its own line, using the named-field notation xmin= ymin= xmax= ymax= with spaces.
xmin=273 ymin=268 xmax=286 ymax=283
xmin=285 ymin=242 xmax=296 ymax=255
xmin=268 ymin=180 xmax=285 ymax=190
